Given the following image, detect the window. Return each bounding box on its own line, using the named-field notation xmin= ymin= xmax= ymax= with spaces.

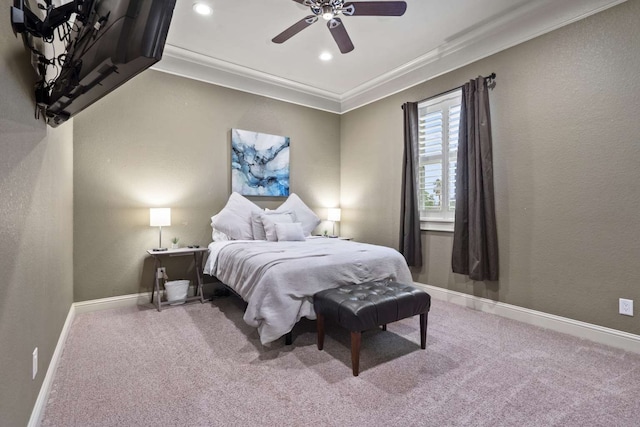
xmin=417 ymin=89 xmax=462 ymax=230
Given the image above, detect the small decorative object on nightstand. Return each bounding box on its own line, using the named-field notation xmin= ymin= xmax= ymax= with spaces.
xmin=170 ymin=237 xmax=179 ymax=249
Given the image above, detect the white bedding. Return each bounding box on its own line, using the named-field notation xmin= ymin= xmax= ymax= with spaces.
xmin=203 ymin=237 xmax=413 ymax=344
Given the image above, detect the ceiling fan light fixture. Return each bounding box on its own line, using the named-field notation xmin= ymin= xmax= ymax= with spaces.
xmin=193 ymin=2 xmax=213 ymax=16
xmin=322 ymin=5 xmax=334 ymax=20
xmin=319 ymin=52 xmax=333 ymax=61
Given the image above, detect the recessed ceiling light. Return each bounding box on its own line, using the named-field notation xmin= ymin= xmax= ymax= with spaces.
xmin=193 ymin=3 xmax=213 ymax=16
xmin=319 ymin=52 xmax=333 ymax=61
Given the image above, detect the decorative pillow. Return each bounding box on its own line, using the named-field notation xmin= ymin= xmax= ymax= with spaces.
xmin=210 ymin=214 xmax=232 ymax=241
xmin=250 ymin=211 xmax=267 ymax=240
xmin=274 ymin=193 xmax=320 ymax=236
xmin=260 ymin=211 xmax=296 ymax=241
xmin=212 ymin=229 xmax=231 ymax=242
xmin=210 ymin=193 xmax=262 ymax=240
xmin=275 ymin=222 xmax=306 ymax=242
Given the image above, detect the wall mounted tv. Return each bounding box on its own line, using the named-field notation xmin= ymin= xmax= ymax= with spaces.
xmin=11 ymin=0 xmax=176 ymax=127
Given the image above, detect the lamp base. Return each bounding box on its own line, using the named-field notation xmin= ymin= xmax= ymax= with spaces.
xmin=152 ymin=248 xmax=168 ymax=252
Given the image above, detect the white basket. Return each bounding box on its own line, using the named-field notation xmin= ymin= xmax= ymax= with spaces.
xmin=164 ymin=280 xmax=190 ymax=305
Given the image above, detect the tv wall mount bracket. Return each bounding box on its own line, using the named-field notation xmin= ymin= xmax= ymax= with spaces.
xmin=10 ymin=0 xmax=90 ymax=40
xmin=10 ymin=0 xmax=94 ymax=118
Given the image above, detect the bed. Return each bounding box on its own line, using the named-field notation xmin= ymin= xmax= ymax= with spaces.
xmin=204 ymin=237 xmax=412 ymax=344
xmin=203 ymin=192 xmax=413 ymax=345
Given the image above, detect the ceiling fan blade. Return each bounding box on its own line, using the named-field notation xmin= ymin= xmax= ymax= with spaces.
xmin=342 ymin=1 xmax=407 ymax=16
xmin=327 ymin=18 xmax=354 ymax=54
xmin=272 ymin=15 xmax=318 ymax=44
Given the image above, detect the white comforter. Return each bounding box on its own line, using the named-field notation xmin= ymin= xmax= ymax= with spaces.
xmin=203 ymin=237 xmax=413 ymax=344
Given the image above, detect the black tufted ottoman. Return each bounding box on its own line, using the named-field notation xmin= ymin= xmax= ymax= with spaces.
xmin=313 ymin=281 xmax=431 ymax=376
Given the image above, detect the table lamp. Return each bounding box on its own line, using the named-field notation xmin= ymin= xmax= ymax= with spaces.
xmin=327 ymin=208 xmax=341 ymax=237
xmin=150 ymin=208 xmax=171 ymax=251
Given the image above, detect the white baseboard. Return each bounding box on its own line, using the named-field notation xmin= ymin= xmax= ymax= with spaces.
xmin=28 ymin=304 xmax=76 ymax=427
xmin=73 ymin=292 xmax=153 ymax=314
xmin=72 ymin=286 xmax=199 ymax=315
xmin=412 ymin=282 xmax=640 ymax=354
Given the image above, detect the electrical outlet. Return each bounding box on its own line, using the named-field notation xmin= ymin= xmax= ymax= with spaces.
xmin=619 ymin=298 xmax=634 ymax=317
xmin=32 ymin=348 xmax=38 ymax=380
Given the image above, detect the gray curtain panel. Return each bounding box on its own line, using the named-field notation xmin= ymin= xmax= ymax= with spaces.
xmin=400 ymin=102 xmax=423 ymax=267
xmin=452 ymin=77 xmax=499 ymax=281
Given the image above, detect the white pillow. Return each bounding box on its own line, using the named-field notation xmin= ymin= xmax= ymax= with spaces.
xmin=250 ymin=212 xmax=267 ymax=240
xmin=212 ymin=229 xmax=231 ymax=242
xmin=212 ymin=230 xmax=231 ymax=242
xmin=252 ymin=210 xmax=295 ymax=240
xmin=260 ymin=211 xmax=295 ymax=241
xmin=274 ymin=193 xmax=320 ymax=236
xmin=210 ymin=215 xmax=232 ymax=242
xmin=275 ymin=222 xmax=305 ymax=241
xmin=210 ymin=193 xmax=263 ymax=240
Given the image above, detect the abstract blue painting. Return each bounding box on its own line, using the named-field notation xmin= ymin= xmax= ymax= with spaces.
xmin=231 ymin=129 xmax=290 ymax=197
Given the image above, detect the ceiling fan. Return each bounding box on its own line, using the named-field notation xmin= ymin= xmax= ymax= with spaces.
xmin=272 ymin=0 xmax=407 ymax=54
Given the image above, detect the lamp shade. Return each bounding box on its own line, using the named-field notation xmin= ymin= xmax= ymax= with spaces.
xmin=327 ymin=208 xmax=341 ymax=222
xmin=150 ymin=208 xmax=171 ymax=227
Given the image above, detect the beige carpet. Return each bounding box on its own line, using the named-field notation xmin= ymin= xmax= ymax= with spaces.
xmin=41 ymin=296 xmax=640 ymax=426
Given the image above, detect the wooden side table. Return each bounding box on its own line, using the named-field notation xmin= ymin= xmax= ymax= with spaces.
xmin=313 ymin=236 xmax=353 ymax=241
xmin=146 ymin=247 xmax=208 ymax=312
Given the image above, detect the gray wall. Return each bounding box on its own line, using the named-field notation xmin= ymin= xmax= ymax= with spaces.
xmin=73 ymin=70 xmax=341 ymax=301
xmin=0 ymin=8 xmax=74 ymax=426
xmin=341 ymin=0 xmax=640 ymax=335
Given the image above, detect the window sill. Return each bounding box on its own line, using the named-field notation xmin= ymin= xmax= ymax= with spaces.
xmin=420 ymin=220 xmax=454 ymax=233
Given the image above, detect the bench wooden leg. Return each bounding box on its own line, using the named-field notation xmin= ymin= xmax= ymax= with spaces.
xmin=351 ymin=331 xmax=361 ymax=376
xmin=381 ymin=324 xmax=387 ymax=331
xmin=317 ymin=313 xmax=325 ymax=350
xmin=420 ymin=313 xmax=428 ymax=349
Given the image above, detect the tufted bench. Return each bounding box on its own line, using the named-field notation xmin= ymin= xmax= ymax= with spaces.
xmin=313 ymin=281 xmax=431 ymax=376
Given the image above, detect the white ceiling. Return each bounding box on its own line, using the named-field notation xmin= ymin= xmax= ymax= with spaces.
xmin=155 ymin=0 xmax=626 ymax=113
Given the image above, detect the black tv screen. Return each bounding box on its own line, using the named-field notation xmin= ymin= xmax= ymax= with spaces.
xmin=46 ymin=0 xmax=176 ymax=126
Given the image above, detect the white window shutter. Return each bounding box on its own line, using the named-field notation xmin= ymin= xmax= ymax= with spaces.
xmin=416 ymin=90 xmax=462 ymax=222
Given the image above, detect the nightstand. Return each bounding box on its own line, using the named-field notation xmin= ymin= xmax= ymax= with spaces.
xmin=314 ymin=235 xmax=353 ymax=241
xmin=146 ymin=247 xmax=208 ymax=312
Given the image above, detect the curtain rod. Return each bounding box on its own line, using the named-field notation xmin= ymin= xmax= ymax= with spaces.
xmin=403 ymin=73 xmax=496 ymax=109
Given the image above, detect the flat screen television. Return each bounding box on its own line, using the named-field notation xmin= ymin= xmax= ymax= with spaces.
xmin=44 ymin=0 xmax=176 ymax=126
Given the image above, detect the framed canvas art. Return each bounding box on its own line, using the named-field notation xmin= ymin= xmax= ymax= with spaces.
xmin=231 ymin=129 xmax=290 ymax=196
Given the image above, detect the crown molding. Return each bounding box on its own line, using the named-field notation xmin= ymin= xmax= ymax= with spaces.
xmin=339 ymin=0 xmax=628 ymax=112
xmin=152 ymin=0 xmax=626 ymax=114
xmin=152 ymin=45 xmax=343 ymax=113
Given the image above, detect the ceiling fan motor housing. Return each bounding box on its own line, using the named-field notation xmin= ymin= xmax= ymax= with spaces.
xmin=308 ymin=0 xmax=346 ymax=18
